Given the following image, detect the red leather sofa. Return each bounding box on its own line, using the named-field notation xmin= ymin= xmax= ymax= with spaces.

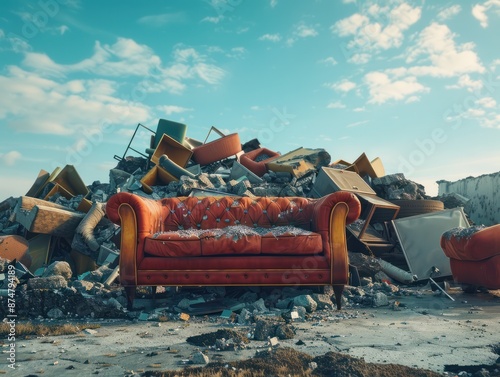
xmin=106 ymin=191 xmax=361 ymax=310
xmin=440 ymin=224 xmax=500 ymax=290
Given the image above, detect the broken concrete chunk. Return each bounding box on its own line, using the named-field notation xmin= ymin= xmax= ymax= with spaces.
xmin=42 ymin=261 xmax=72 ymax=281
xmin=192 ymin=351 xmax=209 ymax=365
xmin=372 ymin=292 xmax=389 ymax=307
xmin=269 ymin=337 xmax=279 ymax=346
xmin=196 ymin=173 xmax=215 ymax=189
xmin=293 ymin=295 xmax=317 ymax=313
xmin=266 ymin=147 xmax=329 ymax=178
xmin=237 ymin=308 xmax=252 ymax=325
xmin=28 ymin=275 xmax=68 ymax=290
xmin=252 ymin=298 xmax=268 ymax=313
xmin=312 ymin=293 xmax=334 ymax=310
xmin=47 ymin=308 xmax=64 ymax=319
xmin=71 ymin=280 xmax=94 ymax=292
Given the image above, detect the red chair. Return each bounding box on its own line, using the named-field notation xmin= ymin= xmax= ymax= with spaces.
xmin=239 ymin=148 xmax=280 ymax=177
xmin=440 ymin=224 xmax=500 ymax=290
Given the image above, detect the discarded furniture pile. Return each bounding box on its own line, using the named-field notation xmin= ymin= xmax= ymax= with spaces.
xmin=0 ymin=118 xmax=498 ymax=318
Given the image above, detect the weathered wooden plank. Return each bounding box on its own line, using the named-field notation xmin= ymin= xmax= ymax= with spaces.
xmin=18 ymin=196 xmax=75 ymax=211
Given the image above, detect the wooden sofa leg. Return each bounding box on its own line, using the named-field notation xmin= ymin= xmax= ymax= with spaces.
xmin=333 ymin=285 xmax=344 ymax=310
xmin=125 ymin=286 xmax=136 ymax=311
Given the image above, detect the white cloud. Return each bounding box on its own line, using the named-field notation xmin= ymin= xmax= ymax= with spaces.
xmin=349 ymin=53 xmax=370 ymax=64
xmin=445 ymin=95 xmax=500 ymax=128
xmin=406 ymin=23 xmax=485 ymax=77
xmin=250 ymin=105 xmax=262 ymax=111
xmin=21 ymin=38 xmax=225 ymax=95
xmin=327 ymin=79 xmax=356 ymax=92
xmin=405 ymin=95 xmax=420 ymax=103
xmin=347 ymin=120 xmax=368 ymax=127
xmin=437 ymin=5 xmax=462 ymax=20
xmin=270 ymin=0 xmax=278 ymax=7
xmin=332 ymin=2 xmax=421 ymax=62
xmin=476 ymin=97 xmax=497 ymax=108
xmin=1 ymin=151 xmax=22 ymax=166
xmin=318 ymin=57 xmax=338 ymax=66
xmin=294 ymin=24 xmax=318 ymax=38
xmin=446 ymin=74 xmax=484 ymax=92
xmin=332 ymin=13 xmax=369 ymax=37
xmin=0 ymin=66 xmax=152 ymax=135
xmin=327 ymin=101 xmax=346 ymax=109
xmin=365 ymin=71 xmax=429 ymax=104
xmin=58 ymin=25 xmax=69 ymax=35
xmin=353 ymin=107 xmax=366 ymax=112
xmin=157 ymin=105 xmax=193 ymax=115
xmin=202 ymin=16 xmax=224 ymax=23
xmin=258 ymin=33 xmax=282 ymax=42
xmin=137 ymin=13 xmax=185 ymax=26
xmin=472 ymin=0 xmax=500 ymax=28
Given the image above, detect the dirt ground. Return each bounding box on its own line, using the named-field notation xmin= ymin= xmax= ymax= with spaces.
xmin=4 ymin=286 xmax=500 ymax=377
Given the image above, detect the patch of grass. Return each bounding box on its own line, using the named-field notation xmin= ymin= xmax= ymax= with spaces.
xmin=0 ymin=322 xmax=101 ymax=338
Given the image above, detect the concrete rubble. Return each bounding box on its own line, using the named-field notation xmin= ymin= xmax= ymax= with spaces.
xmin=0 ymin=119 xmax=498 ymax=376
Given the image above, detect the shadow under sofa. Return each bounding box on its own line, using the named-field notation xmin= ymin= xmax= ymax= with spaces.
xmin=106 ymin=191 xmax=361 ymax=310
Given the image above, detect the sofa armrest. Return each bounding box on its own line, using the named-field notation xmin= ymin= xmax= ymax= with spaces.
xmin=106 ymin=192 xmax=164 ymax=235
xmin=106 ymin=192 xmax=164 ymax=286
xmin=311 ymin=191 xmax=361 ymax=231
xmin=311 ymin=192 xmax=361 ymax=285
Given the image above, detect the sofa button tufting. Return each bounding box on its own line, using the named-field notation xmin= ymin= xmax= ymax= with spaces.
xmin=184 ymin=274 xmax=189 ymax=279
xmin=318 ymin=274 xmax=323 ymax=279
xmin=163 ymin=274 xmax=168 ymax=279
xmin=205 ymin=274 xmax=210 ymax=279
xmin=147 ymin=275 xmax=151 ymax=280
xmin=264 ymin=273 xmax=269 ymax=279
xmin=226 ymin=274 xmax=230 ymax=279
xmin=244 ymin=274 xmax=248 ymax=279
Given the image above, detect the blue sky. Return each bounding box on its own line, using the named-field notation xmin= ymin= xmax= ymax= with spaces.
xmin=0 ymin=0 xmax=499 ymax=200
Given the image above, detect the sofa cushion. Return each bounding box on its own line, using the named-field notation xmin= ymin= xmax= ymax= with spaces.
xmin=145 ymin=232 xmax=202 ymax=257
xmin=144 ymin=225 xmax=322 ymax=257
xmin=201 ymin=227 xmax=262 ymax=256
xmin=260 ymin=226 xmax=322 ymax=255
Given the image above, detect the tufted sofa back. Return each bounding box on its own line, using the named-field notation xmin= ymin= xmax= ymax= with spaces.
xmin=157 ymin=196 xmax=315 ymax=232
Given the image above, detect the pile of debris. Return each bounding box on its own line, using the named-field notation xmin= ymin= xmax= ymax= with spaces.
xmin=0 ymin=119 xmax=473 ymax=319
